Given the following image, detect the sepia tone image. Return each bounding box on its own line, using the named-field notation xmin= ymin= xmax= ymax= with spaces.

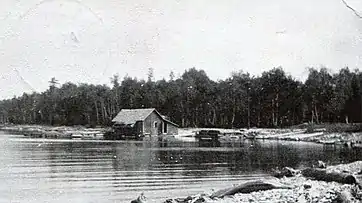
xmin=0 ymin=0 xmax=362 ymax=202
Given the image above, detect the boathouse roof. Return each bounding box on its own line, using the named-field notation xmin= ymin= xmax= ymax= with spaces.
xmin=112 ymin=108 xmax=179 ymax=127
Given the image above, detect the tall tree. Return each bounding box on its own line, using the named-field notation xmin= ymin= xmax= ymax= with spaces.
xmin=1 ymin=66 xmax=361 ymax=128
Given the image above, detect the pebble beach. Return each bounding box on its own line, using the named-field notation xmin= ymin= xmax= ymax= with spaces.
xmin=164 ymin=161 xmax=362 ymax=203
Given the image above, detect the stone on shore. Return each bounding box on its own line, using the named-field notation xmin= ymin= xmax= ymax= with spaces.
xmin=163 ymin=161 xmax=362 ymax=203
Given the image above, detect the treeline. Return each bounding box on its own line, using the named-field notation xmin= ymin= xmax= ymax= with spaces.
xmin=0 ymin=67 xmax=361 ymax=128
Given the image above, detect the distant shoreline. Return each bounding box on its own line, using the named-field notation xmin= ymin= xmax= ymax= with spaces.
xmin=0 ymin=124 xmax=106 ymax=140
xmin=178 ymin=124 xmax=362 ymax=148
xmin=1 ymin=123 xmax=362 ymax=148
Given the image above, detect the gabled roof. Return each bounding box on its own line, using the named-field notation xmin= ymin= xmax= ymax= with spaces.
xmin=153 ymin=109 xmax=179 ymax=127
xmin=112 ymin=108 xmax=179 ymax=127
xmin=161 ymin=116 xmax=179 ymax=127
xmin=112 ymin=108 xmax=155 ymax=125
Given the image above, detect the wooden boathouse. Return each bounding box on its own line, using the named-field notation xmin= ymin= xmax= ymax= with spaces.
xmin=105 ymin=108 xmax=179 ymax=140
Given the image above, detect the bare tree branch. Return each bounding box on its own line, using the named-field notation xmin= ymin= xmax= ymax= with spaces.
xmin=341 ymin=0 xmax=362 ymax=19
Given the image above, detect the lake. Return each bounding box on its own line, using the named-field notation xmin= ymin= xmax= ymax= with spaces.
xmin=0 ymin=131 xmax=361 ymax=203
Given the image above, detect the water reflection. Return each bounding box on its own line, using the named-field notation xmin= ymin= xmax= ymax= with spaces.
xmin=0 ymin=132 xmax=361 ymax=203
xmin=198 ymin=140 xmax=221 ymax=147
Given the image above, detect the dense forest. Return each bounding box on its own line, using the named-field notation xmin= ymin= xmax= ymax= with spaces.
xmin=0 ymin=67 xmax=361 ymax=128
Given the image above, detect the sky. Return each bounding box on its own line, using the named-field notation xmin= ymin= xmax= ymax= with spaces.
xmin=0 ymin=0 xmax=362 ymax=99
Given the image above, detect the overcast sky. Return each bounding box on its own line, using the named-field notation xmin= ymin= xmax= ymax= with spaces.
xmin=0 ymin=0 xmax=362 ymax=99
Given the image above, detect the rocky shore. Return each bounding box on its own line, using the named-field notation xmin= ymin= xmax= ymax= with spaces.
xmin=0 ymin=124 xmax=106 ymax=139
xmin=252 ymin=128 xmax=362 ymax=145
xmin=243 ymin=123 xmax=362 ymax=148
xmin=2 ymin=124 xmax=362 ymax=147
xmin=178 ymin=126 xmax=362 ymax=149
xmin=160 ymin=161 xmax=362 ymax=203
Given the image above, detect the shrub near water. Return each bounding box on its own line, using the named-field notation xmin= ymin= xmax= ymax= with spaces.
xmin=304 ymin=123 xmax=326 ymax=133
xmin=305 ymin=123 xmax=316 ymax=133
xmin=304 ymin=123 xmax=362 ymax=133
xmin=325 ymin=123 xmax=362 ymax=133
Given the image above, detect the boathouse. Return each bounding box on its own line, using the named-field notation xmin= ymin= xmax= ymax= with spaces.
xmin=110 ymin=108 xmax=178 ymax=138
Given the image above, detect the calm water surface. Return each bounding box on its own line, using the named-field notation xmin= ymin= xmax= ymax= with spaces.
xmin=0 ymin=131 xmax=361 ymax=203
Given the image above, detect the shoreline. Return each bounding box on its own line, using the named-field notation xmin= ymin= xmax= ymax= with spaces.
xmin=0 ymin=124 xmax=107 ymax=139
xmin=252 ymin=128 xmax=362 ymax=148
xmin=1 ymin=124 xmax=362 ymax=148
xmin=160 ymin=161 xmax=362 ymax=203
xmin=178 ymin=126 xmax=362 ymax=147
xmin=1 ymin=124 xmax=362 ymax=202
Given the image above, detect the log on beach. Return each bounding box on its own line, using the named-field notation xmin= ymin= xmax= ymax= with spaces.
xmin=131 ymin=193 xmax=147 ymax=203
xmin=301 ymin=168 xmax=357 ymax=185
xmin=272 ymin=167 xmax=299 ymax=178
xmin=211 ymin=180 xmax=293 ymax=198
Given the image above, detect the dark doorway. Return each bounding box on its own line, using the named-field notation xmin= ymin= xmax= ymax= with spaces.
xmin=157 ymin=122 xmax=163 ymax=135
xmin=164 ymin=123 xmax=168 ymax=134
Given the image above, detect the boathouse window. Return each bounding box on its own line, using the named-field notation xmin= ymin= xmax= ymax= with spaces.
xmin=164 ymin=123 xmax=168 ymax=133
xmin=154 ymin=122 xmax=157 ymax=128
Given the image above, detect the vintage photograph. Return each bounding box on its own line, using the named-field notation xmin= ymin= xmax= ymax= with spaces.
xmin=0 ymin=0 xmax=362 ymax=202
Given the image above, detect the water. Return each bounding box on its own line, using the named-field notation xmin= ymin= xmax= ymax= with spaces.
xmin=0 ymin=131 xmax=360 ymax=203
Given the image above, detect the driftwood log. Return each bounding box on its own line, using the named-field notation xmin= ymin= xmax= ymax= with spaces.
xmin=273 ymin=167 xmax=299 ymax=178
xmin=164 ymin=196 xmax=193 ymax=203
xmin=211 ymin=180 xmax=293 ymax=198
xmin=165 ymin=166 xmax=360 ymax=202
xmin=301 ymin=168 xmax=357 ymax=184
xmin=131 ymin=193 xmax=147 ymax=203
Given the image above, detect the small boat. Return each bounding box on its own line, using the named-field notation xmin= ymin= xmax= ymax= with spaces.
xmin=71 ymin=134 xmax=83 ymax=139
xmin=71 ymin=131 xmax=104 ymax=140
xmin=244 ymin=131 xmax=258 ymax=139
xmin=319 ymin=140 xmax=336 ymax=145
xmin=219 ymin=133 xmax=241 ymax=142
